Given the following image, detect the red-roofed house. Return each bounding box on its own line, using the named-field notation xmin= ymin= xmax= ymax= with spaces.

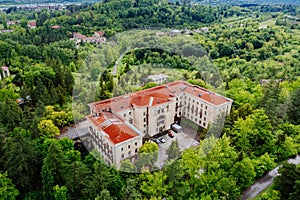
xmin=71 ymin=31 xmax=106 ymax=47
xmin=28 ymin=21 xmax=37 ymax=28
xmin=86 ymin=81 xmax=233 ymax=167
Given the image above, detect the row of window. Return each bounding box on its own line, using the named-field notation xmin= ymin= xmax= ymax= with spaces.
xmin=123 ymin=111 xmax=132 ymax=118
xmin=121 ymin=142 xmax=138 ymax=151
xmin=121 ymin=148 xmax=138 ymax=158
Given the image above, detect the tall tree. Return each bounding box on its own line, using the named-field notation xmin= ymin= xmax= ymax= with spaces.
xmin=2 ymin=129 xmax=39 ymax=192
xmin=166 ymin=139 xmax=181 ymax=160
xmin=274 ymin=162 xmax=300 ymax=200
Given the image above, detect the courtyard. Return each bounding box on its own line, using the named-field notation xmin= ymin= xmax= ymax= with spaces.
xmin=155 ymin=117 xmax=201 ymax=168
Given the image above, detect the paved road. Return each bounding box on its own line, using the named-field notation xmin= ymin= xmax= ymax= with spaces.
xmin=240 ymin=155 xmax=300 ymax=200
xmin=112 ymin=47 xmax=131 ymax=75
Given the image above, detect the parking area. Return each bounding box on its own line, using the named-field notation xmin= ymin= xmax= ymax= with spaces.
xmin=155 ymin=118 xmax=200 ymax=168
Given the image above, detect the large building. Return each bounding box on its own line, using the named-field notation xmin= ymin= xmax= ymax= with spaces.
xmin=86 ymin=80 xmax=233 ymax=167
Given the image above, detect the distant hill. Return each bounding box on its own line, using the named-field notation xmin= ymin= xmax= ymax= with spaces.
xmin=0 ymin=0 xmax=98 ymax=5
xmin=192 ymin=0 xmax=300 ymax=5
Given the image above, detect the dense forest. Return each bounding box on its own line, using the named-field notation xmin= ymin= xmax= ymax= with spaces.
xmin=0 ymin=0 xmax=300 ymax=199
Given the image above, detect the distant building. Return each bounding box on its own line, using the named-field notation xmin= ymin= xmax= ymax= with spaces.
xmin=169 ymin=29 xmax=182 ymax=36
xmin=86 ymin=81 xmax=233 ymax=167
xmin=156 ymin=31 xmax=165 ymax=37
xmin=28 ymin=21 xmax=37 ymax=28
xmin=200 ymin=27 xmax=210 ymax=32
xmin=147 ymin=74 xmax=169 ymax=85
xmin=0 ymin=66 xmax=10 ymax=80
xmin=6 ymin=20 xmax=16 ymax=26
xmin=51 ymin=25 xmax=61 ymax=29
xmin=71 ymin=31 xmax=106 ymax=46
xmin=0 ymin=30 xmax=13 ymax=33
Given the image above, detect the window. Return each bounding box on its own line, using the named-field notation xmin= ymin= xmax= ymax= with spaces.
xmin=143 ymin=118 xmax=146 ymax=122
xmin=204 ymin=117 xmax=206 ymax=121
xmin=180 ymin=96 xmax=182 ymax=99
xmin=128 ymin=145 xmax=130 ymax=149
xmin=135 ymin=142 xmax=137 ymax=146
xmin=123 ymin=114 xmax=126 ymax=118
xmin=205 ymin=106 xmax=208 ymax=109
xmin=121 ymin=148 xmax=123 ymax=151
xmin=128 ymin=151 xmax=131 ymax=155
xmin=162 ymin=108 xmax=164 ymax=113
xmin=143 ymin=112 xmax=146 ymax=116
xmin=135 ymin=148 xmax=138 ymax=153
xmin=199 ymin=120 xmax=201 ymax=124
xmin=203 ymin=123 xmax=206 ymax=127
xmin=144 ymin=124 xmax=146 ymax=127
xmin=121 ymin=154 xmax=124 ymax=158
xmin=129 ymin=112 xmax=131 ymax=115
xmin=157 ymin=115 xmax=165 ymax=127
xmin=193 ymin=99 xmax=194 ymax=103
xmin=204 ymin=111 xmax=207 ymax=115
xmin=197 ymin=102 xmax=199 ymax=105
xmin=158 ymin=109 xmax=161 ymax=114
xmin=143 ymin=130 xmax=146 ymax=134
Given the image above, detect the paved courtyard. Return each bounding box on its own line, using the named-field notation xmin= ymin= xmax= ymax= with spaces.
xmin=155 ymin=118 xmax=200 ymax=169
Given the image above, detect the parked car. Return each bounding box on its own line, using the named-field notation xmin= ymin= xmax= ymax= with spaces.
xmin=158 ymin=137 xmax=165 ymax=143
xmin=154 ymin=138 xmax=160 ymax=144
xmin=168 ymin=131 xmax=174 ymax=138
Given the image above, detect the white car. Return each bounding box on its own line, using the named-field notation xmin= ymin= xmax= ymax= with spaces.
xmin=159 ymin=137 xmax=165 ymax=143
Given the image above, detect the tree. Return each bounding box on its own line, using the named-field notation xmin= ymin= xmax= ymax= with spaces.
xmin=139 ymin=171 xmax=168 ymax=198
xmin=38 ymin=119 xmax=60 ymax=138
xmin=136 ymin=142 xmax=159 ymax=170
xmin=64 ymin=161 xmax=91 ymax=199
xmin=120 ymin=159 xmax=137 ymax=173
xmin=253 ymin=153 xmax=276 ymax=178
xmin=41 ymin=140 xmax=69 ymax=188
xmin=41 ymin=165 xmax=54 ymax=200
xmin=287 ymin=87 xmax=300 ymax=125
xmin=166 ymin=139 xmax=181 ymax=160
xmin=121 ymin=178 xmax=142 ymax=200
xmin=2 ymin=129 xmax=39 ymax=192
xmin=53 ymin=185 xmax=68 ymax=200
xmin=95 ymin=189 xmax=114 ymax=200
xmin=230 ymin=109 xmax=273 ymax=157
xmin=83 ymin=161 xmax=123 ymax=200
xmin=274 ymin=162 xmax=300 ymax=200
xmin=230 ymin=157 xmax=256 ymax=189
xmin=0 ymin=172 xmax=19 ymax=200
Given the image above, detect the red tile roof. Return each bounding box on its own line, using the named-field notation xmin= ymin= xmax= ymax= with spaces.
xmin=28 ymin=21 xmax=36 ymax=27
xmin=89 ymin=81 xmax=232 ymax=114
xmin=87 ymin=112 xmax=139 ymax=145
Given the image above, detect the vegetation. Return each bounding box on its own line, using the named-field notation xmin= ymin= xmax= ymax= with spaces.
xmin=0 ymin=0 xmax=299 ymax=199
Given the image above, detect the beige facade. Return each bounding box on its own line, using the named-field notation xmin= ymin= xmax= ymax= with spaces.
xmin=86 ymin=81 xmax=233 ymax=168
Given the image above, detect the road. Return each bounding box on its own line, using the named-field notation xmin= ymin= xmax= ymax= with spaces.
xmin=240 ymin=154 xmax=300 ymax=200
xmin=112 ymin=47 xmax=131 ymax=75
